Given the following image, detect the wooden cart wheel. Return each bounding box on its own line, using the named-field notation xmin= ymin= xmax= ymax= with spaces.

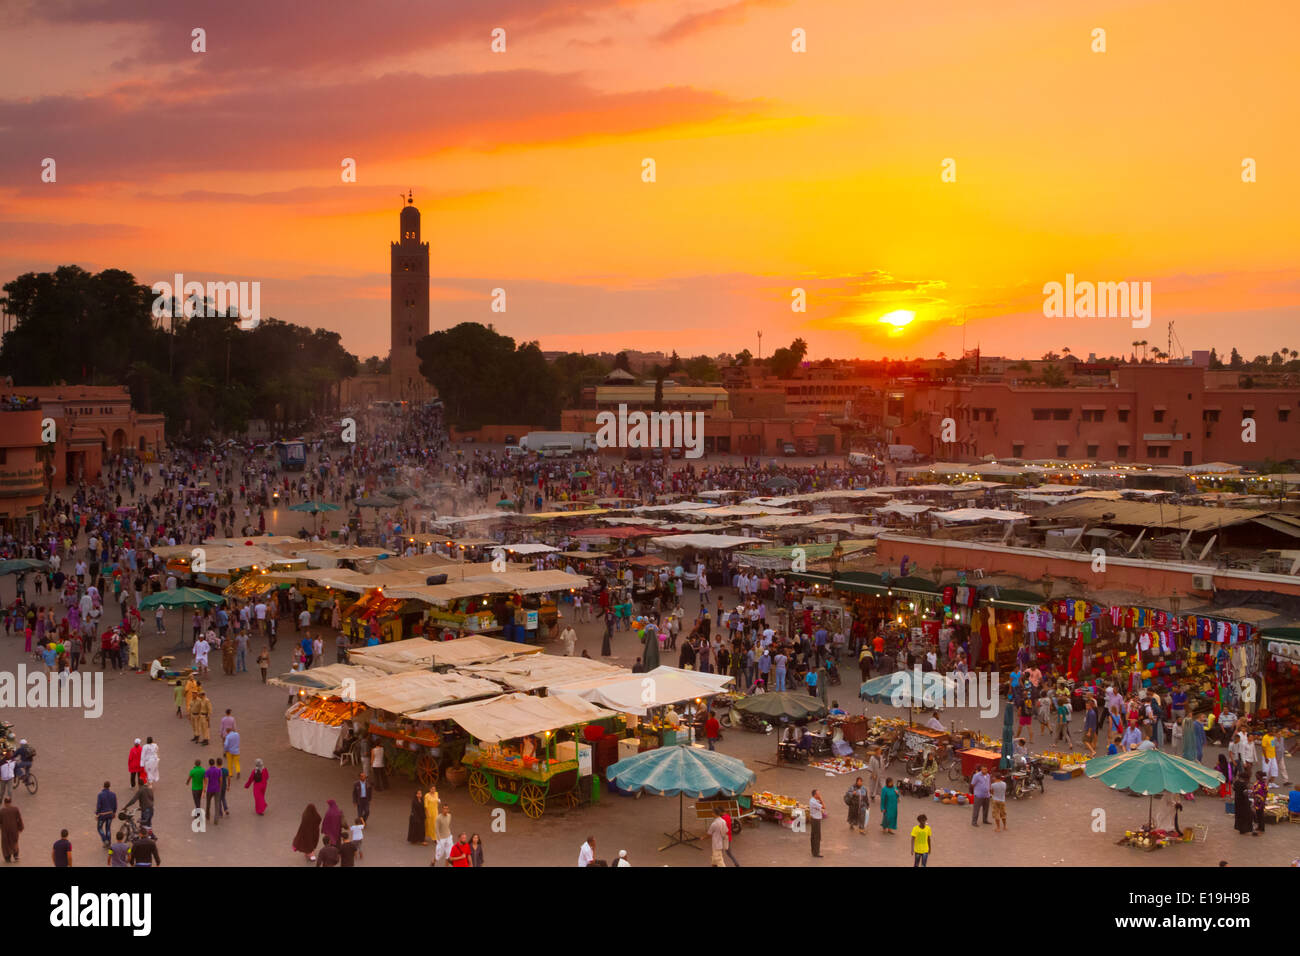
xmin=468 ymin=770 xmax=490 ymax=805
xmin=520 ymin=783 xmax=545 ymax=819
xmin=416 ymin=753 xmax=439 ymax=789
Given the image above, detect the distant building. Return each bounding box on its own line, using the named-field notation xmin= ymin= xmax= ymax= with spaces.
xmin=0 ymin=386 xmax=165 ymax=523
xmin=883 ymin=364 xmax=1300 ymax=465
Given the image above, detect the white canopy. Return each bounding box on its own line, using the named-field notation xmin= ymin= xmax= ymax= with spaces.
xmin=459 ymin=655 xmax=627 ymax=691
xmin=933 ymin=508 xmax=1029 ymax=523
xmin=550 ymin=665 xmax=734 ymax=715
xmin=651 ymin=533 xmax=769 ymax=550
xmin=409 ymin=691 xmax=615 ymax=741
xmin=341 ymin=670 xmax=504 ymax=715
xmin=498 ymin=543 xmax=559 ymax=555
xmin=346 ymin=635 xmax=541 ymax=673
xmin=875 ymin=502 xmax=932 ymax=517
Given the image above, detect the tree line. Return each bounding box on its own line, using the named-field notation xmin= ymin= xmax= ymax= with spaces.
xmin=0 ymin=266 xmax=356 ymax=436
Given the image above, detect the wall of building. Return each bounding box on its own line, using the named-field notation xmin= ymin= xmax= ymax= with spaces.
xmin=874 ymin=532 xmax=1300 ymax=602
xmin=0 ymin=407 xmax=46 ymax=523
xmin=885 ymin=365 xmax=1300 ymax=465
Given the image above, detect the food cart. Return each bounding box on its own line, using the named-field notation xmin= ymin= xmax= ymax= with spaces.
xmin=752 ymin=790 xmax=808 ymax=827
xmin=409 ymin=692 xmax=617 ymax=819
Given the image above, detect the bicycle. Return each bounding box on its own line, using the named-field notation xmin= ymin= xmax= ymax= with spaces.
xmin=16 ymin=767 xmax=37 ymax=795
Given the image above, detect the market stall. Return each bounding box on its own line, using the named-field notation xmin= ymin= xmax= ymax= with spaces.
xmin=285 ymin=697 xmax=363 ymax=758
xmin=410 ymin=692 xmax=618 ymax=819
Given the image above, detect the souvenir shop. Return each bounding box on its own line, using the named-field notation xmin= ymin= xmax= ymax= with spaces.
xmin=1001 ymin=597 xmax=1257 ymax=712
xmin=1261 ymin=630 xmax=1300 ymax=728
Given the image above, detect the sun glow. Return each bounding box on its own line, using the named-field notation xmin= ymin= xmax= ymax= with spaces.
xmin=877 ymin=310 xmax=917 ymax=332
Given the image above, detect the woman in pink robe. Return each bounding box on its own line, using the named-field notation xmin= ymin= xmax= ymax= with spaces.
xmin=244 ymin=759 xmax=269 ymax=814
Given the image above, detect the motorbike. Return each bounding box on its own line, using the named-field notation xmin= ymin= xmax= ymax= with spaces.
xmin=724 ymin=709 xmax=773 ymax=733
xmin=1008 ymin=757 xmax=1048 ymax=799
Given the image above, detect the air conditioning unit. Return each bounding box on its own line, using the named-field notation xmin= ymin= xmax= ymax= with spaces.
xmin=1191 ymin=573 xmax=1214 ymax=591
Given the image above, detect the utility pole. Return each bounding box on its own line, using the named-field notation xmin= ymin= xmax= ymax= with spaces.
xmin=757 ymin=330 xmax=762 ymax=361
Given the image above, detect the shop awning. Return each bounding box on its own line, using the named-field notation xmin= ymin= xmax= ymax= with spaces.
xmin=788 ymin=570 xmax=889 ymax=594
xmin=981 ymin=588 xmax=1047 ymax=609
xmin=408 ymin=691 xmax=616 ymax=741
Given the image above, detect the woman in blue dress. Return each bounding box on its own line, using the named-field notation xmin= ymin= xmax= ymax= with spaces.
xmin=879 ymin=777 xmax=899 ymax=834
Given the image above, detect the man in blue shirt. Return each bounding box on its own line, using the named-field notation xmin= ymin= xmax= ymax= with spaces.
xmin=1121 ymin=722 xmax=1144 ymax=751
xmin=302 ymin=634 xmax=314 ymax=667
xmin=970 ymin=768 xmax=992 ymax=826
xmin=95 ymin=781 xmax=117 ymax=847
xmin=215 ymin=607 xmax=229 ymax=639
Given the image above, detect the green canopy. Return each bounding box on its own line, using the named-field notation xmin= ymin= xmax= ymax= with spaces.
xmin=1085 ymin=748 xmax=1225 ymax=828
xmin=731 ymin=690 xmax=827 ymax=722
xmin=288 ymin=500 xmax=340 ymax=514
xmin=0 ymin=558 xmax=49 ymax=575
xmin=607 ymin=743 xmax=756 ymax=851
xmin=356 ymin=494 xmax=398 ymax=509
xmin=139 ymin=587 xmax=225 ymax=609
xmin=496 ymin=499 xmax=515 ymax=509
xmin=384 ymin=485 xmax=418 ymax=500
xmin=139 ymin=587 xmax=225 ymax=652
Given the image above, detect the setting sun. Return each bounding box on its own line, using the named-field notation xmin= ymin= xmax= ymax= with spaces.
xmin=878 ymin=310 xmax=917 ymax=331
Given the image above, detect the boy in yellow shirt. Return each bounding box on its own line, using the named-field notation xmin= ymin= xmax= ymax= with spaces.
xmin=911 ymin=813 xmax=933 ymax=868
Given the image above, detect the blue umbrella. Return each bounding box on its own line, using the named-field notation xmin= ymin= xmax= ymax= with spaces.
xmin=607 ymin=744 xmax=755 ymax=850
xmin=860 ymin=668 xmax=957 ymax=726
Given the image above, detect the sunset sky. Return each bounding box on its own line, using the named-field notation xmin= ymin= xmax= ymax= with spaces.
xmin=1 ymin=0 xmax=1297 ymax=364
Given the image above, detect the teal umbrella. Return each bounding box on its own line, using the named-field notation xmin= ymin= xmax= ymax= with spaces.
xmin=1000 ymin=700 xmax=1015 ymax=770
xmin=356 ymin=494 xmax=397 ymax=509
xmin=496 ymin=499 xmax=515 ymax=509
xmin=140 ymin=587 xmax=226 ymax=651
xmin=384 ymin=485 xmax=418 ymax=500
xmin=1085 ymin=748 xmax=1224 ymax=828
xmin=288 ymin=500 xmax=340 ymax=514
xmin=289 ymin=500 xmax=340 ymax=534
xmin=0 ymin=558 xmax=49 ymax=575
xmin=607 ymin=744 xmax=756 ymax=850
xmin=860 ymin=669 xmax=957 ymax=726
xmin=139 ymin=587 xmax=225 ymax=610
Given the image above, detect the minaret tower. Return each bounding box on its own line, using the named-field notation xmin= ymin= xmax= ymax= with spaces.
xmin=390 ymin=189 xmax=430 ymax=401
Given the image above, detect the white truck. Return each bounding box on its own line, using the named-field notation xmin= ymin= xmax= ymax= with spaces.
xmin=518 ymin=431 xmax=597 ymax=457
